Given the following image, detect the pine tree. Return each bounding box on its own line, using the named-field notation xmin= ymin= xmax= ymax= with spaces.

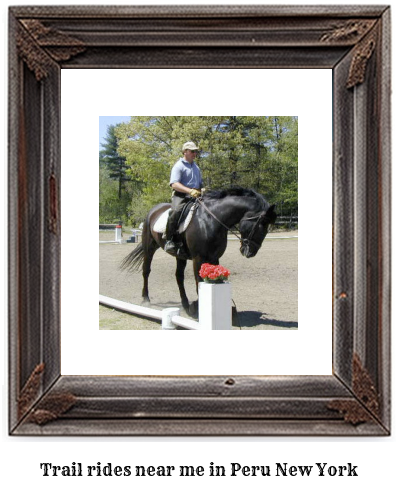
xmin=100 ymin=124 xmax=131 ymax=200
xmin=99 ymin=123 xmax=138 ymax=224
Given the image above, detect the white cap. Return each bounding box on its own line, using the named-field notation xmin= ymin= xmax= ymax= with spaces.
xmin=182 ymin=141 xmax=199 ymax=151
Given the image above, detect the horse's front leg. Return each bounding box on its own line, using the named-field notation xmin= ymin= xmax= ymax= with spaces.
xmin=188 ymin=257 xmax=205 ymax=318
xmin=175 ymin=258 xmax=190 ymax=313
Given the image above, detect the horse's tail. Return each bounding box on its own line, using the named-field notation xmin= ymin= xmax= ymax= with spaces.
xmin=120 ymin=243 xmax=145 ymax=272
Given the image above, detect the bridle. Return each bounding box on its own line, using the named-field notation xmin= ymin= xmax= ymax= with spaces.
xmin=197 ymin=197 xmax=267 ymax=249
xmin=240 ymin=212 xmax=267 ymax=249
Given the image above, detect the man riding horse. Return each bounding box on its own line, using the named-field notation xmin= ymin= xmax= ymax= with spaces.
xmin=164 ymin=141 xmax=203 ymax=255
xmin=121 ymin=141 xmax=277 ymax=316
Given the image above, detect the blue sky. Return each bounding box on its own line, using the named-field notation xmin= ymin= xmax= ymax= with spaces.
xmin=99 ymin=116 xmax=130 ymax=148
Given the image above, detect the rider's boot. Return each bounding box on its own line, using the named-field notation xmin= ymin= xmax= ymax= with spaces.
xmin=164 ymin=211 xmax=180 ymax=254
xmin=164 ymin=239 xmax=178 ymax=254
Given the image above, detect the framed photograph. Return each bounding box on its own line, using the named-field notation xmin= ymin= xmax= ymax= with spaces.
xmin=9 ymin=5 xmax=391 ymax=435
xmin=67 ymin=77 xmax=328 ymax=377
xmin=96 ymin=113 xmax=300 ymax=334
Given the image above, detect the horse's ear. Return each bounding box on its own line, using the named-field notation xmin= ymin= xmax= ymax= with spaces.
xmin=266 ymin=204 xmax=277 ymax=224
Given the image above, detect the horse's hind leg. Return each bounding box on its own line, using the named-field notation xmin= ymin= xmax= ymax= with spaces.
xmin=142 ymin=240 xmax=158 ymax=304
xmin=175 ymin=258 xmax=190 ymax=313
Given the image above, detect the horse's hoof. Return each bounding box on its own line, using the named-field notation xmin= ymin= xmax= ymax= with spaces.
xmin=142 ymin=298 xmax=150 ymax=306
xmin=188 ymin=301 xmax=198 ymax=318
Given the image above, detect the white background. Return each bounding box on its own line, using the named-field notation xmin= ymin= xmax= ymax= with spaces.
xmin=61 ymin=68 xmax=332 ymax=376
xmin=1 ymin=1 xmax=398 ymax=491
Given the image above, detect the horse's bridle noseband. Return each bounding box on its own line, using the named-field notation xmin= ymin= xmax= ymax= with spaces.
xmin=197 ymin=198 xmax=267 ymax=249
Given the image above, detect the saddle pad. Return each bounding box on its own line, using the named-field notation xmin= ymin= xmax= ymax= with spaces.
xmin=153 ymin=204 xmax=196 ymax=234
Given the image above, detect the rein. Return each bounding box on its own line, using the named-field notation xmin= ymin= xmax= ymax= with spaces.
xmin=197 ymin=197 xmax=265 ymax=246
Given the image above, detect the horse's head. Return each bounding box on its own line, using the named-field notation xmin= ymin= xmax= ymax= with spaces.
xmin=239 ymin=204 xmax=277 ymax=258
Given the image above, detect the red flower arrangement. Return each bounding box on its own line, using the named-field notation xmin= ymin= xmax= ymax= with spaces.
xmin=199 ymin=263 xmax=230 ymax=283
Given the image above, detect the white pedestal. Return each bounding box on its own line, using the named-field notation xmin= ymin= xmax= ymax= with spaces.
xmin=162 ymin=307 xmax=180 ymax=330
xmin=198 ymin=282 xmax=232 ymax=330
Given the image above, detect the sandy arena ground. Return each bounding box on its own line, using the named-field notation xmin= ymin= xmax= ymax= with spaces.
xmin=99 ymin=230 xmax=298 ymax=330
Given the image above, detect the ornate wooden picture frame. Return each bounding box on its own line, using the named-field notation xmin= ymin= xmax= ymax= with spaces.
xmin=9 ymin=5 xmax=391 ymax=436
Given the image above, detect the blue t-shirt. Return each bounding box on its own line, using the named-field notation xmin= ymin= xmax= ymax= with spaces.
xmin=169 ymin=158 xmax=203 ymax=189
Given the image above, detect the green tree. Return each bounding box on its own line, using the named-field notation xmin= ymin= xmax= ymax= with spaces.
xmin=99 ymin=123 xmax=140 ymax=224
xmin=266 ymin=116 xmax=298 ymax=217
xmin=115 ymin=116 xmax=298 ymax=222
xmin=100 ymin=124 xmax=131 ymax=200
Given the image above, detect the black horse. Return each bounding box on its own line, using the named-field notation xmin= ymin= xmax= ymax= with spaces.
xmin=121 ymin=187 xmax=276 ymax=315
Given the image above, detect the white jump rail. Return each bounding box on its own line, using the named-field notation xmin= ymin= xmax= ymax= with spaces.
xmin=99 ymin=295 xmax=162 ymax=321
xmin=100 ymin=281 xmax=232 ymax=330
xmin=99 ymin=295 xmax=200 ymax=330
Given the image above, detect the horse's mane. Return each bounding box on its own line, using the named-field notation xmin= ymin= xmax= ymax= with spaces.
xmin=203 ymin=186 xmax=269 ymax=210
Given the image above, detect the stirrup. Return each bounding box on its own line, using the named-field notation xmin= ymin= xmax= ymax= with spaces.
xmin=164 ymin=240 xmax=178 ymax=254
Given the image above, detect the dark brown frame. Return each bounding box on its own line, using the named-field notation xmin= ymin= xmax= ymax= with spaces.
xmin=9 ymin=5 xmax=391 ymax=436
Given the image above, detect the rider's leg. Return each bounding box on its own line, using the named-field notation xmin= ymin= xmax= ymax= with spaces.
xmin=164 ymin=195 xmax=186 ymax=253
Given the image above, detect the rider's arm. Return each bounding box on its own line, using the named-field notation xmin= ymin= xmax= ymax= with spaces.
xmin=171 ymin=182 xmax=195 ymax=194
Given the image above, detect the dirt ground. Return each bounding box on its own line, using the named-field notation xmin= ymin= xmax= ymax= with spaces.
xmin=99 ymin=230 xmax=298 ymax=330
